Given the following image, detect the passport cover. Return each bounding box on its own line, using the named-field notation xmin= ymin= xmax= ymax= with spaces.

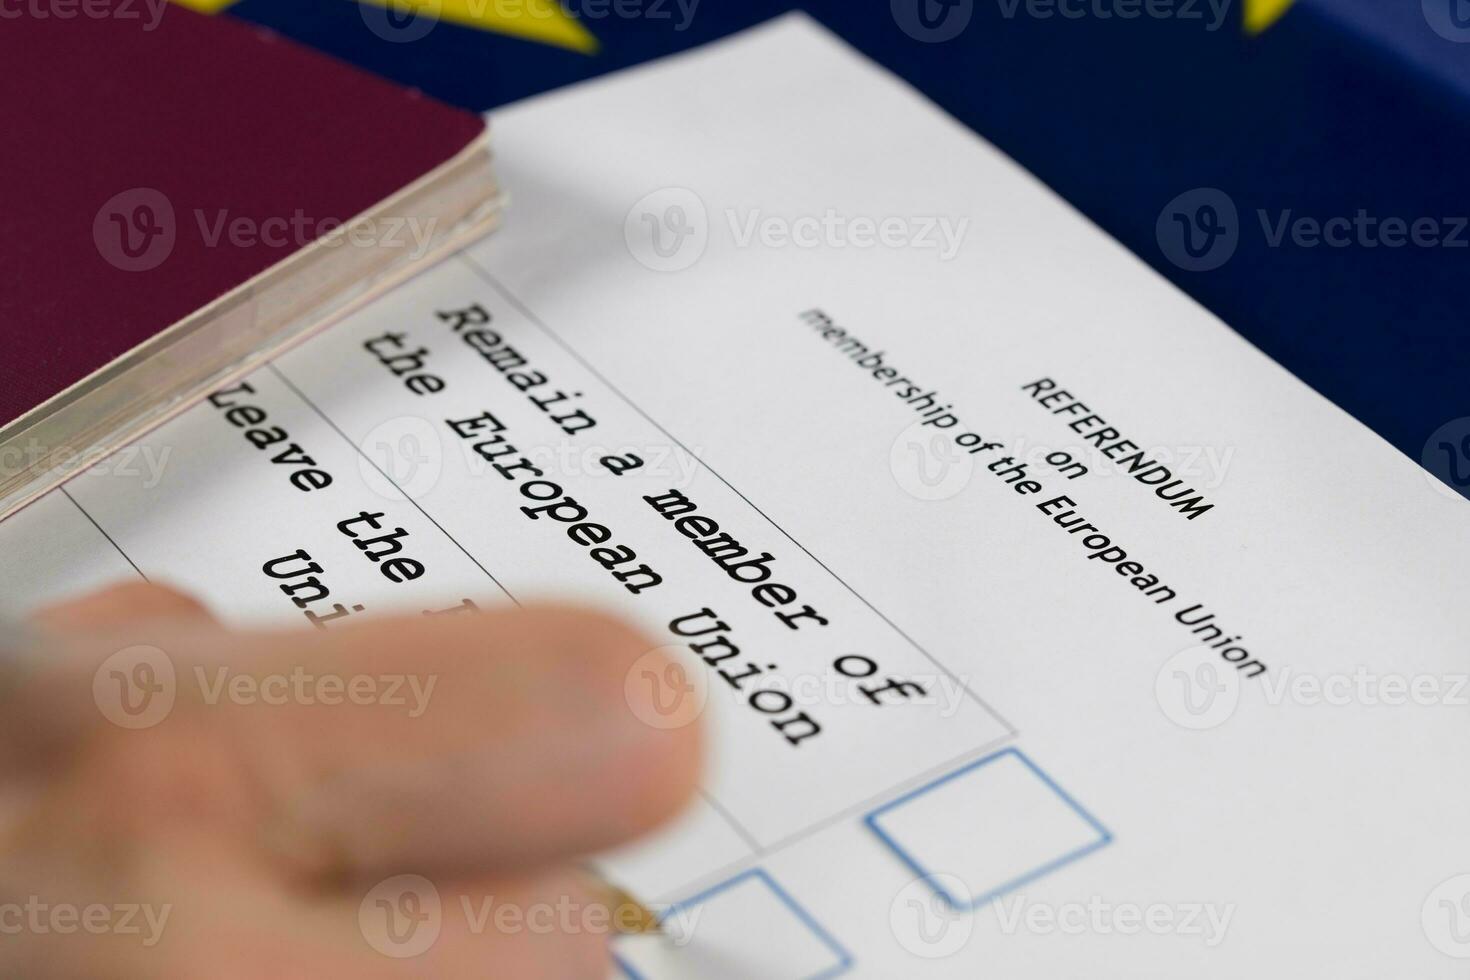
xmin=0 ymin=0 xmax=487 ymax=428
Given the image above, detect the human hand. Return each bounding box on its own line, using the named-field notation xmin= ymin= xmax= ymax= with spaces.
xmin=0 ymin=582 xmax=701 ymax=978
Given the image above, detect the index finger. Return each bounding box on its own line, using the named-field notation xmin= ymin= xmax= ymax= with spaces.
xmin=4 ymin=601 xmax=704 ymax=883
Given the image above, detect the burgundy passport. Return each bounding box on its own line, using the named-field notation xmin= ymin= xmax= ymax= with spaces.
xmin=0 ymin=0 xmax=499 ymax=517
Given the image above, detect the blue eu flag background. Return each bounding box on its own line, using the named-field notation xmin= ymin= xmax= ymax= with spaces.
xmin=221 ymin=0 xmax=1470 ymax=496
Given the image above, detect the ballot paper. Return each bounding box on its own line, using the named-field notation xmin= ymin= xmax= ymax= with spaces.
xmin=4 ymin=14 xmax=1469 ymax=977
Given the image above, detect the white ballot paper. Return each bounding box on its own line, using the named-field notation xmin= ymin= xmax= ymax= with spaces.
xmin=4 ymin=14 xmax=1470 ymax=977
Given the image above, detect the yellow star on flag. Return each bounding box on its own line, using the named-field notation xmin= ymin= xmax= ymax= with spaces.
xmin=1244 ymin=0 xmax=1295 ymax=34
xmin=167 ymin=0 xmax=598 ymax=53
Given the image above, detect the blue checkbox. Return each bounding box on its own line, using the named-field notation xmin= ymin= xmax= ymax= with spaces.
xmin=615 ymin=868 xmax=852 ymax=980
xmin=866 ymin=748 xmax=1111 ymax=911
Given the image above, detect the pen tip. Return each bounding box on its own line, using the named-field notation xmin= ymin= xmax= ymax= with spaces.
xmin=594 ymin=879 xmax=662 ymax=935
